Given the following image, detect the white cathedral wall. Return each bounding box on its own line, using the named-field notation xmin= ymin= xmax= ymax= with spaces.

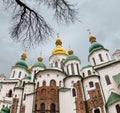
xmin=10 ymin=67 xmax=28 ymax=80
xmin=89 ymin=49 xmax=111 ymax=66
xmin=108 ymin=101 xmax=120 ymax=113
xmin=25 ymin=94 xmax=34 ymax=113
xmin=83 ymin=76 xmax=100 ymax=100
xmin=97 ymin=63 xmax=120 ymax=101
xmin=59 ymin=90 xmax=76 ymax=113
xmin=65 ymin=76 xmax=81 ymax=88
xmin=36 ymin=71 xmax=65 ymax=87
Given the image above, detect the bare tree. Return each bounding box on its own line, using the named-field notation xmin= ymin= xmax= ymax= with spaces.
xmin=2 ymin=0 xmax=78 ymax=47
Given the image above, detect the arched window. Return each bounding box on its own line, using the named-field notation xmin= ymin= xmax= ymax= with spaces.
xmin=88 ymin=70 xmax=91 ymax=75
xmin=67 ymin=65 xmax=69 ymax=75
xmin=89 ymin=81 xmax=94 ymax=88
xmin=23 ymin=81 xmax=25 ymax=87
xmin=18 ymin=71 xmax=21 ymax=78
xmin=8 ymin=89 xmax=12 ymax=97
xmin=42 ymin=81 xmax=46 ymax=86
xmin=72 ymin=88 xmax=76 ymax=97
xmin=59 ymin=81 xmax=62 ymax=87
xmin=116 ymin=104 xmax=120 ymax=113
xmin=76 ymin=64 xmax=80 ymax=75
xmin=12 ymin=71 xmax=15 ymax=78
xmin=61 ymin=61 xmax=64 ymax=70
xmin=50 ymin=103 xmax=56 ymax=113
xmin=40 ymin=103 xmax=45 ymax=113
xmin=55 ymin=62 xmax=58 ymax=67
xmin=99 ymin=54 xmax=103 ymax=62
xmin=94 ymin=108 xmax=100 ymax=113
xmin=24 ymin=94 xmax=26 ymax=100
xmin=50 ymin=80 xmax=56 ymax=87
xmin=105 ymin=75 xmax=111 ymax=85
xmin=106 ymin=53 xmax=110 ymax=60
xmin=37 ymin=82 xmax=39 ymax=88
xmin=92 ymin=57 xmax=96 ymax=65
xmin=71 ymin=63 xmax=75 ymax=75
xmin=83 ymin=72 xmax=85 ymax=77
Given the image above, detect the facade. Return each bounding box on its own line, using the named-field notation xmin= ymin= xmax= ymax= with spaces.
xmin=0 ymin=34 xmax=120 ymax=113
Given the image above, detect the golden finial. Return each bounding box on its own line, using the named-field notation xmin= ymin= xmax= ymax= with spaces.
xmin=21 ymin=50 xmax=27 ymax=60
xmin=55 ymin=33 xmax=62 ymax=46
xmin=68 ymin=45 xmax=74 ymax=55
xmin=28 ymin=61 xmax=32 ymax=73
xmin=38 ymin=51 xmax=43 ymax=62
xmin=87 ymin=29 xmax=96 ymax=43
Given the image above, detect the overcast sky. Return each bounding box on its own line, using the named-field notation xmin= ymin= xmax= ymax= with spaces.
xmin=0 ymin=0 xmax=120 ymax=77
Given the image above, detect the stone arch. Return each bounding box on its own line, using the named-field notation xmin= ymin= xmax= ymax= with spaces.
xmin=50 ymin=80 xmax=56 ymax=87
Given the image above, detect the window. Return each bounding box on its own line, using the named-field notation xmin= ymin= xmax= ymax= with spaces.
xmin=42 ymin=81 xmax=46 ymax=86
xmin=76 ymin=64 xmax=80 ymax=75
xmin=106 ymin=53 xmax=110 ymax=60
xmin=23 ymin=81 xmax=25 ymax=87
xmin=105 ymin=75 xmax=111 ymax=85
xmin=61 ymin=61 xmax=64 ymax=70
xmin=67 ymin=65 xmax=69 ymax=75
xmin=50 ymin=80 xmax=56 ymax=86
xmin=59 ymin=81 xmax=62 ymax=87
xmin=116 ymin=104 xmax=120 ymax=113
xmin=92 ymin=57 xmax=96 ymax=65
xmin=12 ymin=71 xmax=15 ymax=78
xmin=99 ymin=54 xmax=103 ymax=62
xmin=89 ymin=81 xmax=94 ymax=88
xmin=18 ymin=71 xmax=21 ymax=78
xmin=24 ymin=94 xmax=26 ymax=100
xmin=72 ymin=88 xmax=76 ymax=97
xmin=8 ymin=89 xmax=12 ymax=97
xmin=71 ymin=63 xmax=75 ymax=75
xmin=88 ymin=70 xmax=91 ymax=75
xmin=37 ymin=82 xmax=39 ymax=88
xmin=83 ymin=73 xmax=85 ymax=77
xmin=41 ymin=103 xmax=45 ymax=113
xmin=94 ymin=108 xmax=100 ymax=113
xmin=55 ymin=62 xmax=58 ymax=67
xmin=50 ymin=103 xmax=56 ymax=113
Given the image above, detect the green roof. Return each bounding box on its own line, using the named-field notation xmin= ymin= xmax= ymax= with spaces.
xmin=24 ymin=74 xmax=31 ymax=80
xmin=82 ymin=64 xmax=92 ymax=69
xmin=59 ymin=87 xmax=71 ymax=92
xmin=15 ymin=58 xmax=28 ymax=70
xmin=65 ymin=54 xmax=80 ymax=63
xmin=106 ymin=92 xmax=120 ymax=106
xmin=89 ymin=41 xmax=104 ymax=53
xmin=113 ymin=73 xmax=120 ymax=85
xmin=0 ymin=107 xmax=10 ymax=113
xmin=33 ymin=61 xmax=46 ymax=68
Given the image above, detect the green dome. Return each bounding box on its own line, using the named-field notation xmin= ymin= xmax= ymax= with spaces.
xmin=82 ymin=64 xmax=92 ymax=69
xmin=34 ymin=61 xmax=46 ymax=69
xmin=65 ymin=54 xmax=80 ymax=63
xmin=0 ymin=107 xmax=10 ymax=113
xmin=15 ymin=58 xmax=28 ymax=70
xmin=89 ymin=41 xmax=104 ymax=53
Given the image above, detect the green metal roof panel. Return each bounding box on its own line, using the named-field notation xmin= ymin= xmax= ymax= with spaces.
xmin=24 ymin=74 xmax=31 ymax=80
xmin=89 ymin=41 xmax=104 ymax=53
xmin=0 ymin=107 xmax=10 ymax=113
xmin=82 ymin=64 xmax=92 ymax=69
xmin=113 ymin=73 xmax=120 ymax=85
xmin=64 ymin=54 xmax=80 ymax=63
xmin=106 ymin=92 xmax=120 ymax=106
xmin=59 ymin=87 xmax=71 ymax=92
xmin=33 ymin=61 xmax=46 ymax=68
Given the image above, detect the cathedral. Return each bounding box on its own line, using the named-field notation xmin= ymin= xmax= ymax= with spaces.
xmin=0 ymin=33 xmax=120 ymax=113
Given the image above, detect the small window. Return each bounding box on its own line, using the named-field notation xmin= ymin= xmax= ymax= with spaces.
xmin=106 ymin=53 xmax=110 ymax=60
xmin=88 ymin=70 xmax=91 ymax=75
xmin=67 ymin=65 xmax=69 ymax=75
xmin=71 ymin=63 xmax=75 ymax=75
xmin=94 ymin=108 xmax=100 ymax=113
xmin=92 ymin=57 xmax=96 ymax=65
xmin=72 ymin=88 xmax=76 ymax=97
xmin=12 ymin=71 xmax=15 ymax=78
xmin=55 ymin=62 xmax=58 ymax=67
xmin=42 ymin=81 xmax=46 ymax=86
xmin=76 ymin=64 xmax=80 ymax=75
xmin=89 ymin=81 xmax=94 ymax=88
xmin=41 ymin=103 xmax=45 ymax=113
xmin=105 ymin=75 xmax=111 ymax=85
xmin=24 ymin=94 xmax=26 ymax=100
xmin=50 ymin=103 xmax=56 ymax=113
xmin=18 ymin=71 xmax=21 ymax=78
xmin=83 ymin=72 xmax=85 ymax=77
xmin=99 ymin=54 xmax=103 ymax=62
xmin=116 ymin=104 xmax=120 ymax=113
xmin=50 ymin=80 xmax=56 ymax=86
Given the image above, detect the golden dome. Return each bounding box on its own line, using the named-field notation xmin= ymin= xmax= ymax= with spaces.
xmin=89 ymin=33 xmax=96 ymax=42
xmin=68 ymin=49 xmax=74 ymax=55
xmin=28 ymin=65 xmax=32 ymax=73
xmin=21 ymin=51 xmax=27 ymax=59
xmin=52 ymin=37 xmax=67 ymax=55
xmin=38 ymin=56 xmax=43 ymax=62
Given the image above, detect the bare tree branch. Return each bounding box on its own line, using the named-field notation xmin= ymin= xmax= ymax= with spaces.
xmin=2 ymin=0 xmax=78 ymax=47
